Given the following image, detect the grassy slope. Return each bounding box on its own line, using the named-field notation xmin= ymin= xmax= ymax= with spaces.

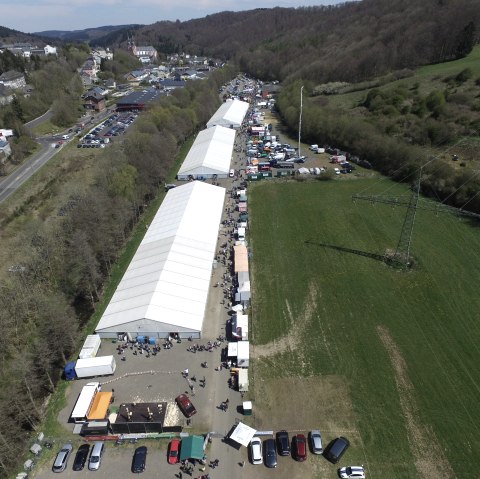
xmin=324 ymin=45 xmax=480 ymax=110
xmin=250 ymin=178 xmax=480 ymax=478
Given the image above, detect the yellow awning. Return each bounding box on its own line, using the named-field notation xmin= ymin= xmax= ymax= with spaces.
xmin=87 ymin=392 xmax=112 ymax=420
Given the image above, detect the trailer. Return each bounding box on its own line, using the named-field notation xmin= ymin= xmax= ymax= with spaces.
xmin=70 ymin=382 xmax=100 ymax=423
xmin=65 ymin=355 xmax=116 ymax=380
xmin=78 ymin=334 xmax=101 ymax=359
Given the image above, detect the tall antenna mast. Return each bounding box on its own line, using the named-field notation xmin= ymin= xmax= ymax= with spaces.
xmin=298 ymin=85 xmax=304 ymax=158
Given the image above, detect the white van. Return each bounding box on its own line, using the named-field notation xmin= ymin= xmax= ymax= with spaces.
xmin=61 ymin=135 xmax=69 ymax=140
xmin=229 ymin=169 xmax=235 ymax=178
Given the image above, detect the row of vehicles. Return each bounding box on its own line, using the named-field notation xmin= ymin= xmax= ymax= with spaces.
xmin=77 ymin=112 xmax=138 ymax=148
xmin=52 ymin=442 xmax=104 ymax=473
xmin=249 ymin=431 xmax=365 ymax=477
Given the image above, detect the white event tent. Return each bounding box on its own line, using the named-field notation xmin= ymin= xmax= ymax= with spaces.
xmin=206 ymin=99 xmax=249 ymax=129
xmin=95 ymin=181 xmax=225 ymax=340
xmin=177 ymin=126 xmax=235 ymax=180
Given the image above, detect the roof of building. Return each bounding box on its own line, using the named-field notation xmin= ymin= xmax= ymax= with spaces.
xmin=95 ymin=181 xmax=225 ymax=334
xmin=116 ymin=89 xmax=164 ymax=107
xmin=177 ymin=126 xmax=235 ymax=178
xmin=206 ymin=99 xmax=249 ymax=128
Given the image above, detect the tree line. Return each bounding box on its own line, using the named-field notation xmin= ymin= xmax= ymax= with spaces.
xmin=276 ymin=80 xmax=480 ymax=214
xmin=0 ymin=65 xmax=235 ymax=478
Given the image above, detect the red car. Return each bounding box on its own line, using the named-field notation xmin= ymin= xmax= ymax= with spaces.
xmin=167 ymin=439 xmax=181 ymax=465
xmin=293 ymin=434 xmax=307 ymax=461
xmin=175 ymin=394 xmax=197 ymax=418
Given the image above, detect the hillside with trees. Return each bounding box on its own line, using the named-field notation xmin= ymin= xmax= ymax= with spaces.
xmin=95 ymin=0 xmax=479 ymax=83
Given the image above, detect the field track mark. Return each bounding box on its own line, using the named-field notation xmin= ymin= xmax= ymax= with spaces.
xmin=252 ymin=282 xmax=318 ymax=365
xmin=377 ymin=325 xmax=456 ymax=479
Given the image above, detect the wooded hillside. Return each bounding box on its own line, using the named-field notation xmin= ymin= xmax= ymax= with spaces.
xmin=95 ymin=0 xmax=479 ymax=83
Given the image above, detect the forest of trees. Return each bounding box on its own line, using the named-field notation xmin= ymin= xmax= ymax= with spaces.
xmin=0 ymin=66 xmax=235 ymax=478
xmin=95 ymin=0 xmax=479 ymax=84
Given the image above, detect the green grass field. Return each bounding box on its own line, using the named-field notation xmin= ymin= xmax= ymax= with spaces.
xmin=249 ymin=178 xmax=480 ymax=478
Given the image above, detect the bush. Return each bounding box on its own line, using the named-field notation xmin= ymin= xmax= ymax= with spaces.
xmin=455 ymin=68 xmax=473 ymax=84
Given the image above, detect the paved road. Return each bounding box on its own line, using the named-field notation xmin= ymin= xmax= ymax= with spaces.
xmin=0 ymin=109 xmax=113 ymax=204
xmin=0 ymin=138 xmax=60 ymax=203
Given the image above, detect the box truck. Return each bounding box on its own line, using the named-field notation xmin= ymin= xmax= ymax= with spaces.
xmin=64 ymin=355 xmax=116 ymax=380
xmin=70 ymin=382 xmax=100 ymax=423
xmin=78 ymin=334 xmax=101 ymax=359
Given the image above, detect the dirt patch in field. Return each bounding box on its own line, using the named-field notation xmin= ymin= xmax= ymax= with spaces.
xmin=377 ymin=325 xmax=456 ymax=479
xmin=252 ymin=281 xmax=317 ymax=362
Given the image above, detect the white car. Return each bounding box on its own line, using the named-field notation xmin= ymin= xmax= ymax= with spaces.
xmin=250 ymin=436 xmax=263 ymax=465
xmin=339 ymin=465 xmax=366 ymax=478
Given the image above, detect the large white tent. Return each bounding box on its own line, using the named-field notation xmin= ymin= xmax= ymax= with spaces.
xmin=177 ymin=126 xmax=235 ymax=180
xmin=206 ymin=99 xmax=249 ymax=129
xmin=95 ymin=181 xmax=225 ymax=339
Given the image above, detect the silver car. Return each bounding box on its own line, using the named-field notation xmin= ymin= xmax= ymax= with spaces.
xmin=309 ymin=430 xmax=323 ymax=454
xmin=52 ymin=443 xmax=73 ymax=473
xmin=88 ymin=442 xmax=105 ymax=471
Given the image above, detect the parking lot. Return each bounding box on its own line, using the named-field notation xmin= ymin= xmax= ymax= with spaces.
xmin=76 ymin=112 xmax=138 ymax=148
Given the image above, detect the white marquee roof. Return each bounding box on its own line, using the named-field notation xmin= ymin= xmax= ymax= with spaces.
xmin=206 ymin=99 xmax=249 ymax=129
xmin=178 ymin=126 xmax=235 ymax=177
xmin=96 ymin=181 xmax=225 ymax=334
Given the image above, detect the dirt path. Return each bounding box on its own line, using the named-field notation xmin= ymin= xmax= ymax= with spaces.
xmin=377 ymin=325 xmax=456 ymax=479
xmin=251 ymin=281 xmax=318 ymax=361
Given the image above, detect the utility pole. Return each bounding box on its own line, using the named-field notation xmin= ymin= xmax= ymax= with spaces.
xmin=352 ymin=165 xmax=480 ymax=269
xmin=298 ymin=85 xmax=304 ymax=158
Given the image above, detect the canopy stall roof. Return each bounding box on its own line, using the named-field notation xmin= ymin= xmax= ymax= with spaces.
xmin=180 ymin=435 xmax=205 ymax=460
xmin=229 ymin=422 xmax=257 ymax=447
xmin=87 ymin=392 xmax=112 ymax=420
xmin=96 ymin=181 xmax=225 ymax=334
xmin=178 ymin=126 xmax=235 ymax=177
xmin=233 ymin=244 xmax=249 ymax=273
xmin=207 ymin=99 xmax=249 ymax=128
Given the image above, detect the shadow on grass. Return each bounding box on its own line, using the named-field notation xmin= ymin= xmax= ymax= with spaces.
xmin=305 ymin=240 xmax=387 ymax=263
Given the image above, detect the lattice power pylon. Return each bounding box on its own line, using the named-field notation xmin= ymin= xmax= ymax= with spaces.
xmin=352 ymin=172 xmax=480 ymax=269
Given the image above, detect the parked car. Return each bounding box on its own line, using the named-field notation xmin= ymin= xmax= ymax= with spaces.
xmin=264 ymin=438 xmax=277 ymax=468
xmin=276 ymin=430 xmax=290 ymax=456
xmin=72 ymin=444 xmax=90 ymax=471
xmin=52 ymin=443 xmax=73 ymax=473
xmin=175 ymin=394 xmax=197 ymax=417
xmin=339 ymin=465 xmax=366 ymax=478
xmin=88 ymin=441 xmax=105 ymax=471
xmin=132 ymin=446 xmax=147 ymax=473
xmin=292 ymin=434 xmax=307 ymax=461
xmin=323 ymin=436 xmax=350 ymax=464
xmin=250 ymin=437 xmax=263 ymax=465
xmin=309 ymin=430 xmax=323 ymax=454
xmin=167 ymin=439 xmax=181 ymax=465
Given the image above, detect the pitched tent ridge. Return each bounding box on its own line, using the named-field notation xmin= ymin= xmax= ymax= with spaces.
xmin=96 ymin=181 xmax=225 ymax=337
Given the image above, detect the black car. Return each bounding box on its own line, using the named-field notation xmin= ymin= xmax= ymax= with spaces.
xmin=276 ymin=430 xmax=290 ymax=456
xmin=72 ymin=444 xmax=90 ymax=471
xmin=323 ymin=436 xmax=350 ymax=464
xmin=132 ymin=446 xmax=147 ymax=473
xmin=264 ymin=439 xmax=277 ymax=468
